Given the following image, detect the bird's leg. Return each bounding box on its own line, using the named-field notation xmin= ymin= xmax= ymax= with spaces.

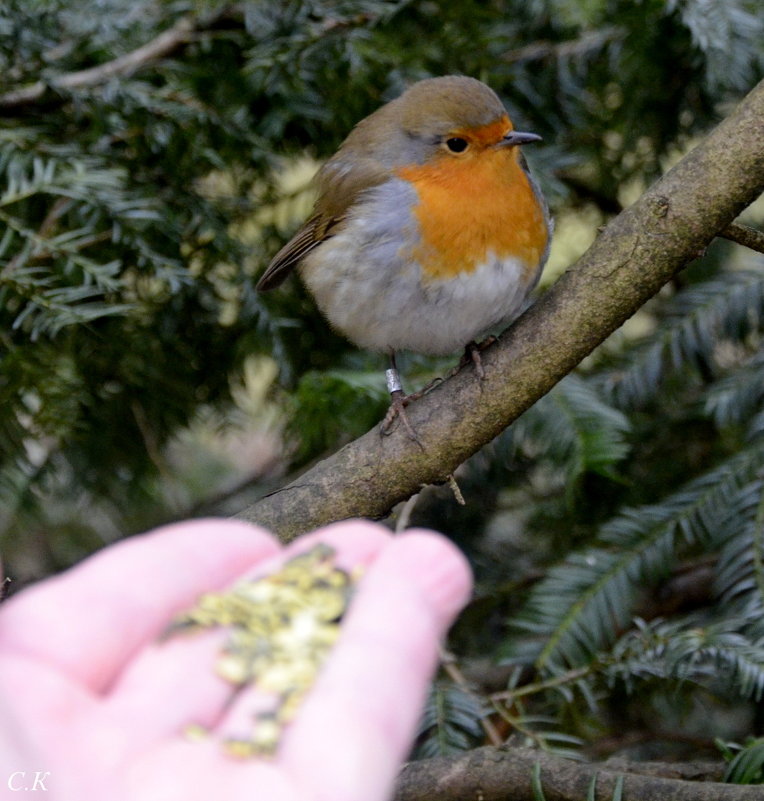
xmin=465 ymin=336 xmax=497 ymax=380
xmin=380 ymin=353 xmax=425 ymax=446
xmin=445 ymin=336 xmax=498 ymax=382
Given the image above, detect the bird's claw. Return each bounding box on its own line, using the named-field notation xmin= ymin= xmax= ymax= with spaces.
xmin=381 ymin=390 xmax=425 ymax=449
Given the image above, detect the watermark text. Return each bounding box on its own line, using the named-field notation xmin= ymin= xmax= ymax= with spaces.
xmin=6 ymin=772 xmax=50 ymax=792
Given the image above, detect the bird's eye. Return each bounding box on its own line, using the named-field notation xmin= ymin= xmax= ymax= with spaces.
xmin=445 ymin=137 xmax=469 ymax=153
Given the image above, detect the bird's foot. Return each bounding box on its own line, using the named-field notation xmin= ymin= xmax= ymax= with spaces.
xmin=380 ymin=389 xmax=425 ymax=448
xmin=380 ymin=362 xmax=443 ymax=446
xmin=446 ymin=336 xmax=497 ymax=382
xmin=467 ymin=336 xmax=497 ymax=380
xmin=381 ymin=362 xmax=429 ymax=446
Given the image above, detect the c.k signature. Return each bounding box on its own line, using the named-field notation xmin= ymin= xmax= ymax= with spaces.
xmin=6 ymin=772 xmax=50 ymax=792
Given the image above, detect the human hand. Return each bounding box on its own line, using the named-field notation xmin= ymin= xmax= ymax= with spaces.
xmin=0 ymin=519 xmax=472 ymax=801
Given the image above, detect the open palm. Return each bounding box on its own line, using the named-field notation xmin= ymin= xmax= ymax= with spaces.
xmin=0 ymin=519 xmax=471 ymax=801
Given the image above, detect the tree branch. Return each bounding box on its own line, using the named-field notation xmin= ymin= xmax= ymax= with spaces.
xmin=237 ymin=79 xmax=764 ymax=543
xmin=501 ymin=27 xmax=624 ymax=64
xmin=0 ymin=15 xmax=198 ymax=109
xmin=393 ymin=746 xmax=759 ymax=801
xmin=719 ymin=221 xmax=764 ymax=254
xmin=0 ymin=6 xmax=387 ymax=113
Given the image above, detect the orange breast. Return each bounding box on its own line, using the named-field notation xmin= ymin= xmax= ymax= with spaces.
xmin=396 ymin=147 xmax=547 ymax=282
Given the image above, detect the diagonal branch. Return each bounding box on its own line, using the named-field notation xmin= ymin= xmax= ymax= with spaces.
xmin=237 ymin=79 xmax=764 ymax=543
xmin=502 ymin=27 xmax=624 ymax=64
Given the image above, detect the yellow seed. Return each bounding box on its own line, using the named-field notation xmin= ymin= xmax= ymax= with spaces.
xmin=224 ymin=738 xmax=259 ymax=759
xmin=183 ymin=723 xmax=209 ymax=742
xmin=215 ymin=653 xmax=251 ymax=685
xmin=168 ymin=544 xmax=355 ymax=758
xmin=249 ymin=716 xmax=282 ymax=755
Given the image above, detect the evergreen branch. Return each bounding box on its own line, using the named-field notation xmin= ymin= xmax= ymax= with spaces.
xmin=705 ymin=353 xmax=764 ymax=429
xmin=0 ymin=15 xmax=198 ymax=109
xmin=524 ymin=539 xmax=668 ymax=672
xmin=0 ymin=209 xmax=120 ymax=287
xmin=440 ymin=650 xmax=504 ymax=747
xmin=670 ymin=0 xmax=764 ymax=93
xmin=415 ymin=681 xmax=486 ymax=759
xmin=511 ymin=374 xmax=631 ymax=487
xmin=511 ymin=442 xmax=764 ymax=671
xmin=238 ymin=78 xmax=764 ymax=542
xmin=753 ymin=478 xmax=764 ymax=603
xmin=0 ymin=3 xmax=397 ymax=113
xmin=608 ymin=616 xmax=764 ymax=701
xmin=394 ymin=745 xmax=764 ymax=801
xmin=602 ymin=268 xmax=764 ymax=409
xmin=724 ymin=738 xmax=764 ymax=784
xmin=712 ymin=479 xmax=764 ymax=608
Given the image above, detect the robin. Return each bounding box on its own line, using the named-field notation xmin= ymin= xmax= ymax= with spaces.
xmin=257 ymin=75 xmax=550 ymax=438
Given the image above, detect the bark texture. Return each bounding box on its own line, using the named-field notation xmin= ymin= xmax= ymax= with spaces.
xmin=393 ymin=746 xmax=762 ymax=801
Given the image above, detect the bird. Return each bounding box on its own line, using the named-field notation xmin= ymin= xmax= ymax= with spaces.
xmin=256 ymin=75 xmax=550 ymax=439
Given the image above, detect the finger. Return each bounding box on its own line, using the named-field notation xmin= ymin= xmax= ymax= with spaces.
xmin=276 ymin=530 xmax=472 ymax=801
xmin=105 ymin=521 xmax=393 ymax=742
xmin=0 ymin=654 xmax=97 ymax=770
xmin=115 ymin=740 xmax=296 ymax=801
xmin=0 ymin=519 xmax=279 ymax=692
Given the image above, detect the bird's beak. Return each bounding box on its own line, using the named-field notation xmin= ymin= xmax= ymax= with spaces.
xmin=497 ymin=131 xmax=543 ymax=147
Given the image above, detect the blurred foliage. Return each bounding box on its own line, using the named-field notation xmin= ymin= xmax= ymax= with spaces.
xmin=722 ymin=736 xmax=764 ymax=784
xmin=1 ymin=0 xmax=764 ymax=770
xmin=413 ymin=681 xmax=486 ymax=759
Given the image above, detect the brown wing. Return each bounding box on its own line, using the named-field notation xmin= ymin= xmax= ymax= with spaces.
xmin=256 ymin=217 xmax=323 ymax=291
xmin=256 ymin=153 xmax=390 ymax=292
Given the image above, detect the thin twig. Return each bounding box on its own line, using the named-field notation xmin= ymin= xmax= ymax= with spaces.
xmin=394 ymin=493 xmax=420 ymax=533
xmin=29 ymin=231 xmax=113 ymax=264
xmin=490 ymin=665 xmax=592 ymax=702
xmin=447 ymin=474 xmax=466 ymax=506
xmin=130 ymin=399 xmax=174 ymax=487
xmin=718 ymin=221 xmax=764 ymax=254
xmin=38 ymin=197 xmax=73 ymax=238
xmin=3 ymin=197 xmax=74 ymax=275
xmin=0 ymin=209 xmax=113 ymax=279
xmin=440 ymin=648 xmax=504 ymax=747
xmin=183 ymin=457 xmax=283 ymax=517
xmin=502 ymin=27 xmax=623 ymax=64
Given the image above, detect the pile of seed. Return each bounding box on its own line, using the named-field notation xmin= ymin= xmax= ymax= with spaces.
xmin=169 ymin=543 xmax=354 ymax=757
